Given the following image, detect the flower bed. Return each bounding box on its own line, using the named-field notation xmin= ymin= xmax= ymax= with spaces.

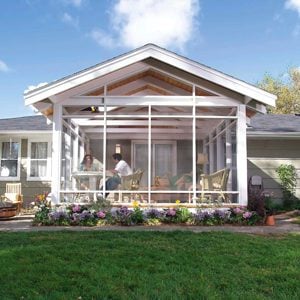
xmin=32 ymin=199 xmax=262 ymax=227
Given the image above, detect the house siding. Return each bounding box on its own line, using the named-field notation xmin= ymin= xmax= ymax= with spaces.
xmin=247 ymin=139 xmax=300 ymax=200
xmin=0 ymin=138 xmax=51 ymax=208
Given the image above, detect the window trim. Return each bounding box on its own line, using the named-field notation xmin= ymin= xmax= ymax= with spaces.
xmin=0 ymin=138 xmax=21 ymax=181
xmin=27 ymin=138 xmax=52 ymax=181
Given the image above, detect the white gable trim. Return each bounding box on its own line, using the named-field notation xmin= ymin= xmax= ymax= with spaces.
xmin=24 ymin=44 xmax=276 ymax=107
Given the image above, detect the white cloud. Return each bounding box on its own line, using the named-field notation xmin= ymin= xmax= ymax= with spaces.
xmin=62 ymin=12 xmax=79 ymax=28
xmin=24 ymin=82 xmax=48 ymax=94
xmin=91 ymin=0 xmax=200 ymax=51
xmin=0 ymin=60 xmax=9 ymax=72
xmin=285 ymin=0 xmax=300 ymax=15
xmin=90 ymin=29 xmax=115 ymax=48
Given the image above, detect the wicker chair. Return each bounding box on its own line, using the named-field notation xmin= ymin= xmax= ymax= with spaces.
xmin=118 ymin=169 xmax=144 ymax=202
xmin=200 ymin=168 xmax=230 ymax=202
xmin=1 ymin=183 xmax=23 ymax=214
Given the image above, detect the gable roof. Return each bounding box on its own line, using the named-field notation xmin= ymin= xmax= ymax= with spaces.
xmin=0 ymin=115 xmax=52 ymax=132
xmin=24 ymin=44 xmax=276 ymax=107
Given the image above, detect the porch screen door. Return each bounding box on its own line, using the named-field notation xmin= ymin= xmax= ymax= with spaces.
xmin=132 ymin=141 xmax=176 ymax=186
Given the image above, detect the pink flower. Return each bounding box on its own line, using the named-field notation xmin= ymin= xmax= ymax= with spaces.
xmin=72 ymin=205 xmax=81 ymax=213
xmin=97 ymin=211 xmax=106 ymax=219
xmin=243 ymin=211 xmax=252 ymax=219
xmin=166 ymin=209 xmax=176 ymax=217
xmin=233 ymin=207 xmax=244 ymax=214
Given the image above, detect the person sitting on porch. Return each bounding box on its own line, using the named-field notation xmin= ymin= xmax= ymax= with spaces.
xmin=104 ymin=153 xmax=132 ymax=197
xmin=79 ymin=154 xmax=102 ymax=190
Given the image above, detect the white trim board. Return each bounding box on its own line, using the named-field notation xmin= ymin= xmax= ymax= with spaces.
xmin=24 ymin=44 xmax=276 ymax=107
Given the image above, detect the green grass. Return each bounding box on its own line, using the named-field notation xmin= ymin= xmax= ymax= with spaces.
xmin=0 ymin=231 xmax=300 ymax=299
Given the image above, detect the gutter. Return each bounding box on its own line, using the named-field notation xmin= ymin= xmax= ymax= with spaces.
xmin=247 ymin=131 xmax=300 ymax=139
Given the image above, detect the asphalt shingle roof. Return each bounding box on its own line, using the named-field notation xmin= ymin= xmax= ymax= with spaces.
xmin=0 ymin=115 xmax=52 ymax=131
xmin=0 ymin=114 xmax=299 ymax=134
xmin=249 ymin=114 xmax=300 ymax=133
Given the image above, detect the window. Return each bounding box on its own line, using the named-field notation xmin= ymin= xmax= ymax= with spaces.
xmin=0 ymin=140 xmax=20 ymax=179
xmin=28 ymin=140 xmax=51 ymax=180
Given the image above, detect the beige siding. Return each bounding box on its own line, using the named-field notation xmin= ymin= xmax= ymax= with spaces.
xmin=0 ymin=139 xmax=51 ymax=208
xmin=247 ymin=139 xmax=300 ymax=200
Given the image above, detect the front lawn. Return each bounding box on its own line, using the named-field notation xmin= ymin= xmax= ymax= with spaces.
xmin=0 ymin=231 xmax=299 ymax=299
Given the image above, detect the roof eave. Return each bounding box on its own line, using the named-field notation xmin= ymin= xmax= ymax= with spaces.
xmin=247 ymin=131 xmax=300 ymax=139
xmin=24 ymin=44 xmax=277 ymax=107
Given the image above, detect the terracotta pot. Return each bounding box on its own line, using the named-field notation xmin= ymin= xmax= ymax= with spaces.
xmin=265 ymin=215 xmax=275 ymax=226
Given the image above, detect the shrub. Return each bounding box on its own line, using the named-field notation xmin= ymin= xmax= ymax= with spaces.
xmin=49 ymin=210 xmax=70 ymax=226
xmin=112 ymin=206 xmax=133 ymax=226
xmin=32 ymin=192 xmax=52 ymax=225
xmin=229 ymin=207 xmax=261 ymax=225
xmin=248 ymin=190 xmax=266 ymax=218
xmin=193 ymin=210 xmax=215 ymax=226
xmin=176 ymin=207 xmax=192 ymax=223
xmin=276 ymin=164 xmax=298 ymax=209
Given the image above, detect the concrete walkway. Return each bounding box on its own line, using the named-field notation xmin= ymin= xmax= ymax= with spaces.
xmin=0 ymin=212 xmax=299 ymax=235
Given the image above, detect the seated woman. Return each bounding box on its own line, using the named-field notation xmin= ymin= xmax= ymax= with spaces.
xmin=79 ymin=154 xmax=102 ymax=190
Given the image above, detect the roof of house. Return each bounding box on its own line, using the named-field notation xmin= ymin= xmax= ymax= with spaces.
xmin=249 ymin=114 xmax=300 ymax=134
xmin=0 ymin=115 xmax=52 ymax=131
xmin=24 ymin=43 xmax=276 ymax=108
xmin=0 ymin=114 xmax=299 ymax=137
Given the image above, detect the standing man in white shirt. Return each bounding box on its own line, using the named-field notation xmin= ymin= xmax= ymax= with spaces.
xmin=105 ymin=153 xmax=132 ymax=197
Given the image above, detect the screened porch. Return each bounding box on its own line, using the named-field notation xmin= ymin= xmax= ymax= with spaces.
xmin=58 ymin=98 xmax=240 ymax=206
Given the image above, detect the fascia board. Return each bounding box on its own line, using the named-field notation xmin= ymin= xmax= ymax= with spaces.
xmin=0 ymin=130 xmax=52 ymax=135
xmin=24 ymin=49 xmax=154 ymax=106
xmin=24 ymin=44 xmax=277 ymax=107
xmin=247 ymin=131 xmax=300 ymax=138
xmin=150 ymin=48 xmax=277 ymax=107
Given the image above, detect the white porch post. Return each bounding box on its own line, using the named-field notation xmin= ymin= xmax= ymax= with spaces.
xmin=192 ymin=85 xmax=196 ymax=202
xmin=148 ymin=105 xmax=152 ymax=204
xmin=51 ymin=103 xmax=62 ymax=204
xmin=209 ymin=133 xmax=214 ymax=173
xmin=237 ymin=104 xmax=248 ymax=206
xmin=216 ymin=127 xmax=223 ymax=169
xmin=225 ymin=120 xmax=233 ymax=192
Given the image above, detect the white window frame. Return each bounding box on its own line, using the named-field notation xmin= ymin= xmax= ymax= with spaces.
xmin=27 ymin=138 xmax=52 ymax=181
xmin=0 ymin=138 xmax=21 ymax=181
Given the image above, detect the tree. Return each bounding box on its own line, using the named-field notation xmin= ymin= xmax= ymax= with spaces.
xmin=257 ymin=67 xmax=300 ymax=114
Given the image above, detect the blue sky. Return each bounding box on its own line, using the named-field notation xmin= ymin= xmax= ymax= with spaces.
xmin=0 ymin=0 xmax=300 ymax=119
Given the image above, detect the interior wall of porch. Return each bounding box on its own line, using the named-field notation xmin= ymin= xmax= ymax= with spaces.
xmin=89 ymin=139 xmax=132 ymax=170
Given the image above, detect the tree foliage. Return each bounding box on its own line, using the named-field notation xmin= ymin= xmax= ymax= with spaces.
xmin=257 ymin=67 xmax=300 ymax=114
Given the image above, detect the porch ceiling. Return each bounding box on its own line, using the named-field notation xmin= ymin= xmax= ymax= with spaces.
xmin=67 ymin=105 xmax=236 ymax=140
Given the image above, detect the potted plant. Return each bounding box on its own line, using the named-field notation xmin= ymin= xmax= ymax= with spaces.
xmin=264 ymin=193 xmax=275 ymax=226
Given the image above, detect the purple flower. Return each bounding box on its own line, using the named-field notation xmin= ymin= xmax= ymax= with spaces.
xmin=79 ymin=210 xmax=92 ymax=221
xmin=49 ymin=210 xmax=69 ymax=221
xmin=166 ymin=208 xmax=176 ymax=217
xmin=243 ymin=211 xmax=252 ymax=219
xmin=72 ymin=213 xmax=80 ymax=222
xmin=146 ymin=209 xmax=162 ymax=219
xmin=214 ymin=209 xmax=230 ymax=220
xmin=97 ymin=211 xmax=106 ymax=219
xmin=72 ymin=205 xmax=81 ymax=213
xmin=233 ymin=207 xmax=244 ymax=215
xmin=194 ymin=211 xmax=212 ymax=221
